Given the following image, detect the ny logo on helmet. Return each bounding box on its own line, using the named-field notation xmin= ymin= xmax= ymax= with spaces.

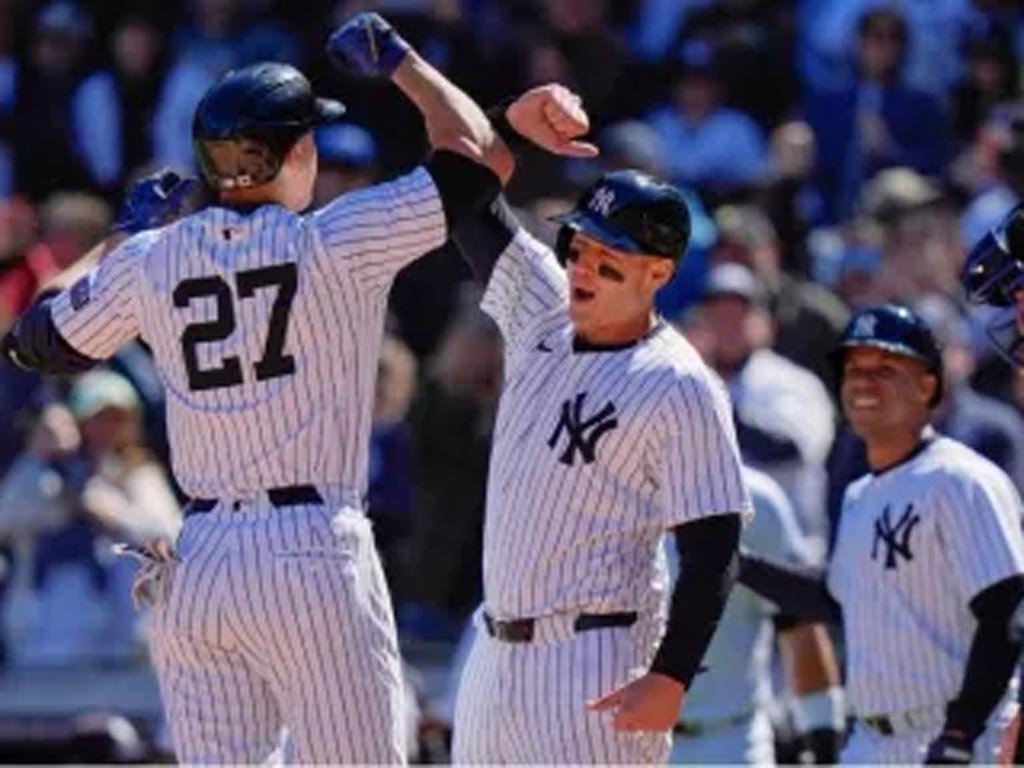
xmin=589 ymin=187 xmax=616 ymax=218
xmin=852 ymin=313 xmax=878 ymax=339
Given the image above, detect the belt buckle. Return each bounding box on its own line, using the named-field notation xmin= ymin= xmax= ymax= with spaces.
xmin=484 ymin=613 xmax=534 ymax=643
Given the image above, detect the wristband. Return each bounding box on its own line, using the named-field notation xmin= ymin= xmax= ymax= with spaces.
xmin=486 ymin=98 xmax=532 ymax=156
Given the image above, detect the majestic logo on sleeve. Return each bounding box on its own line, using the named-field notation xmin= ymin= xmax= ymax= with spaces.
xmin=872 ymin=503 xmax=920 ymax=569
xmin=547 ymin=392 xmax=618 ymax=466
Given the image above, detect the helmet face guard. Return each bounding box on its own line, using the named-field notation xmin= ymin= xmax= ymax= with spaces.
xmin=961 ymin=203 xmax=1024 ymax=365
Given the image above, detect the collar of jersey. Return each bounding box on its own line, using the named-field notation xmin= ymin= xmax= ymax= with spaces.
xmin=572 ymin=316 xmax=668 ymax=353
xmin=869 ymin=428 xmax=937 ymax=477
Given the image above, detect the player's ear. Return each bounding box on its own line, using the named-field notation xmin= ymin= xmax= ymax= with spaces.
xmin=646 ymin=258 xmax=674 ymax=291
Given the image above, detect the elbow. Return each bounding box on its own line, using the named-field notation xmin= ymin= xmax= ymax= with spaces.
xmin=430 ymin=128 xmax=514 ymax=186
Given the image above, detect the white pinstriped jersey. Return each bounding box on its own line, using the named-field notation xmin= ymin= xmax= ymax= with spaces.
xmin=827 ymin=434 xmax=1024 ymax=716
xmin=480 ymin=228 xmax=752 ymax=619
xmin=49 ymin=168 xmax=444 ymax=499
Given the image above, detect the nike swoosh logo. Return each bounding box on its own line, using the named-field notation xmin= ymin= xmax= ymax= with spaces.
xmin=536 ymin=340 xmax=553 ymax=352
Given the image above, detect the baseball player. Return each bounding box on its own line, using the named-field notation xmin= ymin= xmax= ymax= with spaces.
xmin=668 ymin=465 xmax=843 ymax=765
xmin=448 ymin=174 xmax=752 ymax=764
xmin=0 ymin=13 xmax=593 ymax=763
xmin=739 ymin=304 xmax=1024 ymax=764
xmin=962 ymin=202 xmax=1024 ymax=765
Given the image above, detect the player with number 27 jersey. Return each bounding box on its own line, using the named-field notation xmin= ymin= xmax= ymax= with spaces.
xmin=50 ymin=171 xmax=443 ymax=501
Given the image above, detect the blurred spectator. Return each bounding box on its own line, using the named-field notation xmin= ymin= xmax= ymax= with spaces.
xmin=646 ymin=39 xmax=768 ymax=200
xmin=950 ymin=21 xmax=1019 ymax=149
xmin=805 ymin=6 xmax=947 ymax=222
xmin=400 ymin=297 xmax=502 ymax=640
xmin=809 ymin=216 xmax=886 ymax=310
xmin=368 ymin=332 xmax=418 ymax=598
xmin=713 ymin=204 xmax=850 ymax=390
xmin=960 ymin=105 xmax=1024 ymax=249
xmin=38 ymin=192 xmax=112 ymax=273
xmin=154 ymin=0 xmax=300 ymax=169
xmin=799 ymin=0 xmax=975 ymax=98
xmin=0 ymin=0 xmax=15 ymax=197
xmin=862 ymin=168 xmax=962 ymax=301
xmin=917 ymin=294 xmax=1024 ymax=491
xmin=72 ymin=13 xmax=170 ymax=193
xmin=12 ymin=1 xmax=95 ymax=201
xmin=761 ymin=120 xmax=826 ymax=277
xmin=0 ymin=197 xmax=51 ymax=331
xmin=313 ymin=122 xmax=379 ymax=206
xmin=684 ymin=263 xmax=835 ymax=558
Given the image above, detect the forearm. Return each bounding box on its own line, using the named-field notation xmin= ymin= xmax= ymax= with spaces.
xmin=651 ymin=514 xmax=741 ymax=686
xmin=739 ymin=552 xmax=840 ymax=622
xmin=37 ymin=232 xmax=126 ymax=295
xmin=944 ymin=576 xmax=1024 ymax=739
xmin=392 ymin=52 xmax=513 ymax=183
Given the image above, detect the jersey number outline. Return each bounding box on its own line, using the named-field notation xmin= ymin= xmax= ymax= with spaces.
xmin=173 ymin=263 xmax=298 ymax=392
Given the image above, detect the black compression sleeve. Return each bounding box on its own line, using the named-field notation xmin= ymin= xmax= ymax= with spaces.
xmin=650 ymin=514 xmax=741 ymax=687
xmin=739 ymin=552 xmax=841 ymax=623
xmin=943 ymin=575 xmax=1024 ymax=739
xmin=4 ymin=294 xmax=98 ymax=375
xmin=451 ymin=194 xmax=520 ymax=282
xmin=425 ymin=150 xmax=502 ymax=233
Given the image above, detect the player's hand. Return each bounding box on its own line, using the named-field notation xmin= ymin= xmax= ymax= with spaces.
xmin=327 ymin=12 xmax=412 ymax=79
xmin=924 ymin=730 xmax=974 ymax=764
xmin=587 ymin=672 xmax=685 ymax=732
xmin=115 ymin=168 xmax=196 ymax=234
xmin=998 ymin=711 xmax=1021 ymax=766
xmin=505 ymin=84 xmax=598 ymax=159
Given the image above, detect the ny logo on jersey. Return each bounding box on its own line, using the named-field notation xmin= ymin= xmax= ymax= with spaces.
xmin=871 ymin=503 xmax=920 ymax=570
xmin=547 ymin=392 xmax=618 ymax=466
xmin=589 ymin=186 xmax=616 ymax=217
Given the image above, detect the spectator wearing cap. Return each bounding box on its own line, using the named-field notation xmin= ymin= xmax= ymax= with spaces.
xmin=860 ymin=167 xmax=961 ymax=302
xmin=805 ymin=6 xmax=947 ymax=223
xmin=313 ymin=122 xmax=379 ymax=206
xmin=682 ymin=263 xmax=835 ymax=558
xmin=646 ymin=39 xmax=768 ymax=200
xmin=713 ymin=204 xmax=849 ymax=391
xmin=67 ymin=369 xmax=181 ymax=661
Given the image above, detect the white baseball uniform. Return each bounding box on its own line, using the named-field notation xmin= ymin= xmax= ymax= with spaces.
xmin=452 ymin=228 xmax=752 ymax=763
xmin=47 ymin=167 xmax=446 ymax=763
xmin=828 ymin=434 xmax=1024 ymax=763
xmin=669 ymin=466 xmax=817 ymax=765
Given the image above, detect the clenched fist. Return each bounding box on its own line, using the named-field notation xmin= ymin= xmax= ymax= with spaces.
xmin=505 ymin=84 xmax=598 ymax=159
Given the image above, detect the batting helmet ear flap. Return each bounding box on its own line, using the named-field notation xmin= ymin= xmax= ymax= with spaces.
xmin=555 ymin=224 xmax=576 ymax=267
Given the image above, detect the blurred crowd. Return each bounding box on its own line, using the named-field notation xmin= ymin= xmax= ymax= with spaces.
xmin=2 ymin=0 xmax=1024 ymax=761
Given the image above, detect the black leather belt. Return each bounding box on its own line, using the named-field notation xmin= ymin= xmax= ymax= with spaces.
xmin=187 ymin=485 xmax=324 ymax=516
xmin=482 ymin=611 xmax=637 ymax=643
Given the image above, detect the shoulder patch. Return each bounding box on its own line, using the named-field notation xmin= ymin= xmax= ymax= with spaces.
xmin=69 ymin=275 xmax=92 ymax=311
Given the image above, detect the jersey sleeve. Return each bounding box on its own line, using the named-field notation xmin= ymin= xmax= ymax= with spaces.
xmin=50 ymin=236 xmax=144 ymax=359
xmin=480 ymin=227 xmax=567 ymax=348
xmin=310 ymin=167 xmax=446 ymax=292
xmin=937 ymin=466 xmax=1024 ymax=601
xmin=658 ymin=372 xmax=753 ymax=528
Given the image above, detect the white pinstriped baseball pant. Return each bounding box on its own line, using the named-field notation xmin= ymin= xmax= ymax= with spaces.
xmin=148 ymin=499 xmax=405 ymax=764
xmin=452 ymin=608 xmax=672 ymax=764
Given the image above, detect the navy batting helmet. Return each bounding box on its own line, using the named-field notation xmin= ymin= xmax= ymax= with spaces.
xmin=835 ymin=304 xmax=944 ymax=407
xmin=193 ymin=62 xmax=346 ymax=191
xmin=551 ymin=170 xmax=691 ymax=266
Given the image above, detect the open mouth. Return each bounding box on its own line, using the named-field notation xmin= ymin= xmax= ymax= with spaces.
xmin=573 ymin=288 xmax=595 ymax=302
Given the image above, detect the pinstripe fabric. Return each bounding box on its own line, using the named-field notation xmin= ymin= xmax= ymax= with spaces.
xmin=453 ymin=612 xmax=670 ymax=764
xmin=50 ymin=168 xmax=444 ymax=499
xmin=840 ymin=691 xmax=1017 ymax=764
xmin=479 ymin=230 xmax=752 ymax=620
xmin=827 ymin=436 xmax=1024 ymax=719
xmin=454 ymin=229 xmax=751 ymax=762
xmin=150 ymin=503 xmax=404 ymax=763
xmin=48 ymin=167 xmax=444 ymax=762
